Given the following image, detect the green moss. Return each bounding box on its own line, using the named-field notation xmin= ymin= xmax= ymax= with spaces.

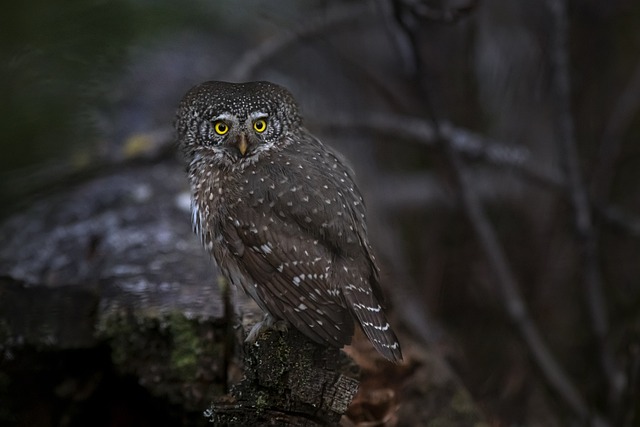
xmin=168 ymin=312 xmax=200 ymax=379
xmin=254 ymin=390 xmax=269 ymax=414
xmin=97 ymin=306 xmax=227 ymax=409
xmin=96 ymin=308 xmax=136 ymax=367
xmin=100 ymin=309 xmax=205 ymax=379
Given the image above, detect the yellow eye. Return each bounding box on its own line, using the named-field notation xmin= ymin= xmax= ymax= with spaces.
xmin=214 ymin=121 xmax=229 ymax=135
xmin=253 ymin=119 xmax=267 ymax=133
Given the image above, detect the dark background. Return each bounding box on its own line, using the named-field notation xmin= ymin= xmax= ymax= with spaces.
xmin=1 ymin=0 xmax=639 ymax=425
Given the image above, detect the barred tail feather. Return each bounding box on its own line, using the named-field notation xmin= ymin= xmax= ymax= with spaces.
xmin=344 ymin=279 xmax=403 ymax=363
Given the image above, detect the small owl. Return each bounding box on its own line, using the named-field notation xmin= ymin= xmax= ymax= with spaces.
xmin=175 ymin=81 xmax=402 ymax=363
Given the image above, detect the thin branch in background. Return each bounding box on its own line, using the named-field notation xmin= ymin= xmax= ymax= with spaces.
xmin=372 ymin=171 xmax=546 ymax=212
xmin=320 ymin=113 xmax=562 ymax=189
xmin=374 ymin=0 xmax=419 ymax=74
xmin=435 ymin=126 xmax=600 ymax=425
xmin=371 ymin=172 xmax=451 ymax=211
xmin=380 ymin=0 xmax=601 ymax=422
xmin=323 ymin=113 xmax=640 ymax=241
xmin=546 ymin=0 xmax=625 ymax=411
xmin=590 ymin=57 xmax=640 ymax=203
xmin=324 ymin=113 xmax=529 ymax=164
xmin=226 ymin=3 xmax=372 ymax=82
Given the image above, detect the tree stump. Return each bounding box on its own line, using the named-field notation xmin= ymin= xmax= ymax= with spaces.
xmin=207 ymin=328 xmax=359 ymax=426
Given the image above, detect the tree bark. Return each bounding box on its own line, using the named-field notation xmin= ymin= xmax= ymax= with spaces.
xmin=208 ymin=329 xmax=359 ymax=426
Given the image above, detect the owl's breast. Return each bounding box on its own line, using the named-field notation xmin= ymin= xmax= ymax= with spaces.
xmin=189 ymin=165 xmax=230 ymax=246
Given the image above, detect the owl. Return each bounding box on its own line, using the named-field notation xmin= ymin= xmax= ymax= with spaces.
xmin=175 ymin=81 xmax=402 ymax=363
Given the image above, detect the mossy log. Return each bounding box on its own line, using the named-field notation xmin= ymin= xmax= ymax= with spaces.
xmin=0 ymin=161 xmax=229 ymax=424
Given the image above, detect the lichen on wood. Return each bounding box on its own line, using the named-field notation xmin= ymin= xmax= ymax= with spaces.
xmin=207 ymin=328 xmax=360 ymax=426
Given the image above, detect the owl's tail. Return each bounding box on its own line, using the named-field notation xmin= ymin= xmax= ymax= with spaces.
xmin=343 ymin=278 xmax=403 ymax=363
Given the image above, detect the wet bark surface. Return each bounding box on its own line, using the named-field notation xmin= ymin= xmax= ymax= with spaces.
xmin=208 ymin=329 xmax=360 ymax=426
xmin=0 ymin=159 xmax=228 ymax=425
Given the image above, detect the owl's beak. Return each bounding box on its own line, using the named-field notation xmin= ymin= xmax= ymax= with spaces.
xmin=237 ymin=133 xmax=248 ymax=156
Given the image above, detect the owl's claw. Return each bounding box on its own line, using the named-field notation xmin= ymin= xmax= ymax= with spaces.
xmin=245 ymin=313 xmax=288 ymax=343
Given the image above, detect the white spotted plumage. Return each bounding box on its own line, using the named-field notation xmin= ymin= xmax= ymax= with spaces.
xmin=175 ymin=80 xmax=402 ymax=363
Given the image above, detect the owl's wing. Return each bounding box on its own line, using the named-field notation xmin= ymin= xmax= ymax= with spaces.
xmin=267 ymin=137 xmax=388 ymax=308
xmin=221 ymin=213 xmax=355 ymax=347
xmin=271 ymin=137 xmax=401 ymax=361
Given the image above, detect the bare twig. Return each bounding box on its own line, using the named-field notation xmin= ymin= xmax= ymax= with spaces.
xmin=372 ymin=171 xmax=542 ymax=212
xmin=436 ymin=128 xmax=598 ymax=423
xmin=316 ymin=113 xmax=562 ymax=189
xmin=547 ymin=0 xmax=625 ymax=410
xmin=321 ymin=114 xmax=530 ymax=164
xmin=320 ymin=113 xmax=640 ymax=241
xmin=226 ymin=3 xmax=373 ymax=82
xmin=374 ymin=0 xmax=418 ymax=74
xmin=378 ymin=0 xmax=601 ymax=421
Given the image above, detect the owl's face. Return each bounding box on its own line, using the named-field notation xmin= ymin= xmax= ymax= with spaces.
xmin=176 ymin=81 xmax=302 ymax=168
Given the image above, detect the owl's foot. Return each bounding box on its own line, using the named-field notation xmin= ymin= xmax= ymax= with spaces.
xmin=245 ymin=313 xmax=288 ymax=343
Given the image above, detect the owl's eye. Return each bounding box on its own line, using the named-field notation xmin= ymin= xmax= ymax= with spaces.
xmin=214 ymin=121 xmax=229 ymax=135
xmin=253 ymin=119 xmax=267 ymax=133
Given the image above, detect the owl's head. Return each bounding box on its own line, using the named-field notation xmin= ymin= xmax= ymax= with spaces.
xmin=175 ymin=81 xmax=302 ymax=167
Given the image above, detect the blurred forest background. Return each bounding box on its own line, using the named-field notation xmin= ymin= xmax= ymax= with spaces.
xmin=1 ymin=0 xmax=640 ymax=426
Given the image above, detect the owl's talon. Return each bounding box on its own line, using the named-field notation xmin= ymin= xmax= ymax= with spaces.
xmin=245 ymin=314 xmax=288 ymax=343
xmin=245 ymin=323 xmax=263 ymax=343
